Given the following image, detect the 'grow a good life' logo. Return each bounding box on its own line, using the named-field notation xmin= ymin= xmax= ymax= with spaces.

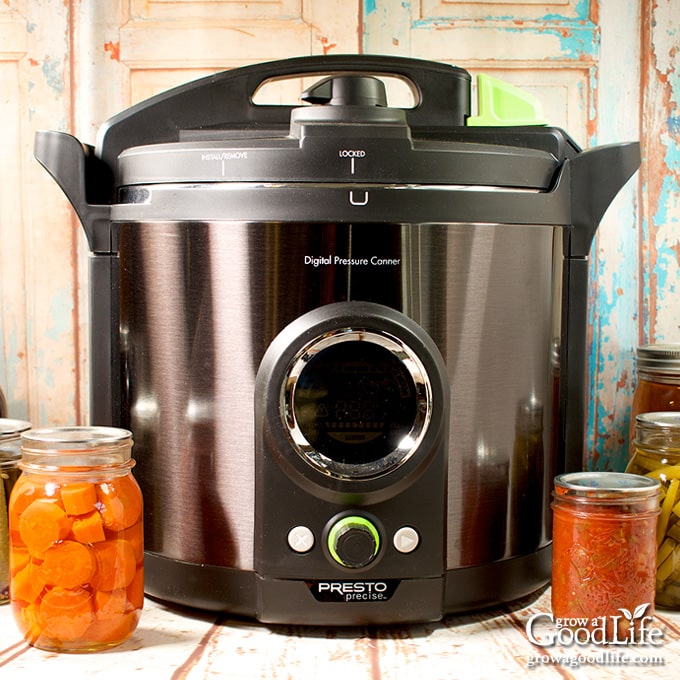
xmin=526 ymin=603 xmax=665 ymax=647
xmin=524 ymin=604 xmax=667 ymax=670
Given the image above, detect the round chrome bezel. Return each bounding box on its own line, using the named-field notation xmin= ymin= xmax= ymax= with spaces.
xmin=282 ymin=328 xmax=432 ymax=480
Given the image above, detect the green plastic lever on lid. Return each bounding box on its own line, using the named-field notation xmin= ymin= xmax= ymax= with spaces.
xmin=466 ymin=74 xmax=548 ymax=127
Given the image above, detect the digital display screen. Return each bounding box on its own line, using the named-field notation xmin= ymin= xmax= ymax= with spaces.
xmin=292 ymin=341 xmax=417 ymax=466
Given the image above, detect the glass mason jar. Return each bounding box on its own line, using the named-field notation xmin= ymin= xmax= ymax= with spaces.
xmin=626 ymin=412 xmax=680 ymax=608
xmin=8 ymin=427 xmax=143 ymax=652
xmin=629 ymin=344 xmax=680 ymax=451
xmin=1 ymin=419 xmax=31 ymax=604
xmin=552 ymin=472 xmax=660 ymax=635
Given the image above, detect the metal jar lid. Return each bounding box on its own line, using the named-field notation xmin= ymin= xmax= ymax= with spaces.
xmin=554 ymin=471 xmax=660 ymax=499
xmin=0 ymin=418 xmax=31 ymax=440
xmin=0 ymin=418 xmax=31 ymax=468
xmin=634 ymin=411 xmax=680 ymax=452
xmin=19 ymin=426 xmax=134 ymax=472
xmin=636 ymin=411 xmax=680 ymax=429
xmin=637 ymin=344 xmax=680 ymax=379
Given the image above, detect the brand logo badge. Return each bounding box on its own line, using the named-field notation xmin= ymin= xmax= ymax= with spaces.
xmin=306 ymin=579 xmax=400 ymax=603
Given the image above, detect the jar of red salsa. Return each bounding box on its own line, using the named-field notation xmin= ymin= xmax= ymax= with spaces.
xmin=552 ymin=472 xmax=659 ymax=633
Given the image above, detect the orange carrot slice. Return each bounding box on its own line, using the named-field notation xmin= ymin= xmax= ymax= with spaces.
xmin=92 ymin=539 xmax=137 ymax=590
xmin=126 ymin=566 xmax=145 ymax=610
xmin=8 ymin=476 xmax=40 ymax=512
xmin=9 ymin=545 xmax=31 ymax=576
xmin=60 ymin=482 xmax=97 ymax=516
xmin=71 ymin=511 xmax=106 ymax=544
xmin=119 ymin=519 xmax=144 ymax=563
xmin=86 ymin=610 xmax=139 ymax=645
xmin=96 ymin=476 xmax=142 ymax=531
xmin=10 ymin=560 xmax=45 ymax=604
xmin=38 ymin=540 xmax=96 ymax=588
xmin=95 ymin=588 xmax=128 ymax=620
xmin=40 ymin=586 xmax=95 ymax=642
xmin=18 ymin=499 xmax=72 ymax=556
xmin=8 ymin=477 xmax=43 ymax=546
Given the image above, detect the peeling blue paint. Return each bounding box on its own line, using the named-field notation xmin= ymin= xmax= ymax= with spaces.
xmin=417 ymin=6 xmax=591 ymax=23
xmin=654 ymin=173 xmax=680 ymax=227
xmin=41 ymin=363 xmax=56 ymax=390
xmin=412 ymin=0 xmax=592 ymax=24
xmin=365 ymin=0 xmax=377 ymax=15
xmin=586 ymin=174 xmax=640 ymax=472
xmin=41 ymin=57 xmax=64 ymax=94
xmin=663 ymin=139 xmax=680 ymax=173
xmin=653 ymin=241 xmax=678 ymax=294
xmin=46 ymin=289 xmax=73 ymax=343
xmin=549 ymin=26 xmax=599 ymax=61
xmin=408 ymin=0 xmax=598 ymax=61
xmin=545 ymin=4 xmax=589 ymax=22
xmin=546 ymin=0 xmax=590 ymax=21
xmin=414 ymin=22 xmax=599 ymax=62
xmin=641 ymin=214 xmax=652 ymax=331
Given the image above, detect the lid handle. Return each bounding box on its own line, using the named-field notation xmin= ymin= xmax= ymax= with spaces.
xmin=96 ymin=55 xmax=472 ymax=169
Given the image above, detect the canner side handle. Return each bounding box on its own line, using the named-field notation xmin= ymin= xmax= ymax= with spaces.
xmin=560 ymin=141 xmax=641 ymax=473
xmin=34 ymin=130 xmax=113 ymax=252
xmin=34 ymin=129 xmax=118 ymax=427
xmin=568 ymin=142 xmax=642 ymax=259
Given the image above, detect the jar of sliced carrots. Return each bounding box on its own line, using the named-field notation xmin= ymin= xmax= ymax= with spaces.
xmin=8 ymin=427 xmax=143 ymax=652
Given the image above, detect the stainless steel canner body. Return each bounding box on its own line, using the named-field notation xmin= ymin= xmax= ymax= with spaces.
xmin=118 ymin=219 xmax=558 ymax=569
xmin=33 ymin=56 xmax=641 ymax=623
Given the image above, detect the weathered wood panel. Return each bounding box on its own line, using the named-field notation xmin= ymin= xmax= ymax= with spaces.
xmin=640 ymin=1 xmax=680 ymax=344
xmin=586 ymin=0 xmax=642 ymax=471
xmin=0 ymin=2 xmax=84 ymax=426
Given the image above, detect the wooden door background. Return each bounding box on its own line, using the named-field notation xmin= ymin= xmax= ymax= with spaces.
xmin=0 ymin=0 xmax=678 ymax=471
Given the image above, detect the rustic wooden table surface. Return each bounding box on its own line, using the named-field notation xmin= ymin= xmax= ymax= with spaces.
xmin=1 ymin=587 xmax=678 ymax=679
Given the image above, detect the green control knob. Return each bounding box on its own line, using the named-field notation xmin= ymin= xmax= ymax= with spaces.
xmin=328 ymin=516 xmax=380 ymax=568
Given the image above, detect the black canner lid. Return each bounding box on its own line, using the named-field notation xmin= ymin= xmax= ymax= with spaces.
xmin=99 ymin=55 xmax=577 ymax=191
xmin=34 ymin=55 xmax=638 ymax=255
